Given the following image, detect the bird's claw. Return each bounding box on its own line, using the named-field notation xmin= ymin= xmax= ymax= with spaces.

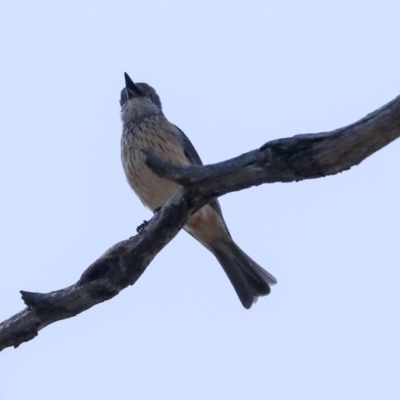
xmin=136 ymin=220 xmax=149 ymax=233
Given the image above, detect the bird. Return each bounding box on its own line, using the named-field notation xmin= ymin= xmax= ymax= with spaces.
xmin=120 ymin=72 xmax=277 ymax=308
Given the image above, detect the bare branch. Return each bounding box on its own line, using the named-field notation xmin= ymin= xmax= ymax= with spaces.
xmin=1 ymin=95 xmax=399 ymax=352
xmin=0 ymin=188 xmax=201 ymax=352
xmin=145 ymin=95 xmax=400 ymax=194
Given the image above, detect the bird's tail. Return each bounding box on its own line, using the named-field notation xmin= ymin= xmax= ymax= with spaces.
xmin=211 ymin=238 xmax=277 ymax=309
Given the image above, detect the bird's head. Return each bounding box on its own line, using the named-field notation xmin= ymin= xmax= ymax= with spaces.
xmin=120 ymin=73 xmax=163 ymax=123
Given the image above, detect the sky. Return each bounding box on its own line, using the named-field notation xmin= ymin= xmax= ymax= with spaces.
xmin=1 ymin=1 xmax=400 ymax=399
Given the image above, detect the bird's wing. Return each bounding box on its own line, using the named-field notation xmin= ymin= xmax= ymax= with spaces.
xmin=172 ymin=124 xmax=228 ymax=229
xmin=173 ymin=124 xmax=204 ymax=166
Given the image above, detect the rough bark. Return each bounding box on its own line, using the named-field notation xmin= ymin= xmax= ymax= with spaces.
xmin=1 ymin=95 xmax=399 ymax=352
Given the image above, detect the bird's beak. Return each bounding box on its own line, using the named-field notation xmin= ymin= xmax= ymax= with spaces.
xmin=124 ymin=72 xmax=136 ymax=90
xmin=124 ymin=72 xmax=142 ymax=97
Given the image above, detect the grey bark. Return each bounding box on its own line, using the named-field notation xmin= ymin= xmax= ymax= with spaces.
xmin=0 ymin=95 xmax=399 ymax=352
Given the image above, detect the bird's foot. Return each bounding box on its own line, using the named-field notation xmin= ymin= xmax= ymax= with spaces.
xmin=136 ymin=220 xmax=149 ymax=233
xmin=136 ymin=208 xmax=161 ymax=234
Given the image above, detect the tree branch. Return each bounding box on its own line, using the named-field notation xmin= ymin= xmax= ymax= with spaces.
xmin=145 ymin=95 xmax=400 ymax=192
xmin=1 ymin=95 xmax=399 ymax=352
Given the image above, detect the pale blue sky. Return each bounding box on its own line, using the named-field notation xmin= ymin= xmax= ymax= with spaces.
xmin=1 ymin=1 xmax=400 ymax=399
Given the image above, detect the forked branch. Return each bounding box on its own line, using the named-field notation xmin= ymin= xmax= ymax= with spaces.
xmin=1 ymin=95 xmax=399 ymax=352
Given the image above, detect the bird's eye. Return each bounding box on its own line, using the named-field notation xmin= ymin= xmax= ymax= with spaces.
xmin=119 ymin=88 xmax=130 ymax=106
xmin=148 ymin=94 xmax=155 ymax=104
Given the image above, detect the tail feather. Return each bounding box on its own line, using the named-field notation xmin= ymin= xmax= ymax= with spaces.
xmin=212 ymin=239 xmax=277 ymax=309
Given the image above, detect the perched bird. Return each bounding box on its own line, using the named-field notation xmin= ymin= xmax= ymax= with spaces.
xmin=120 ymin=72 xmax=277 ymax=308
